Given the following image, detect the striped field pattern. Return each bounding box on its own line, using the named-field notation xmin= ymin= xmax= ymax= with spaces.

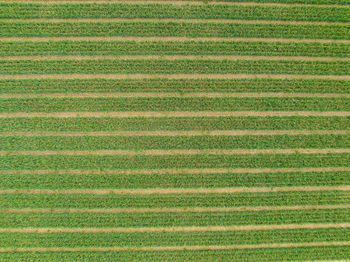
xmin=0 ymin=0 xmax=350 ymax=261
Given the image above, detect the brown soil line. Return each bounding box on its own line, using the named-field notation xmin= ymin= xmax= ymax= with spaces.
xmin=1 ymin=74 xmax=349 ymax=80
xmin=2 ymin=0 xmax=346 ymax=8
xmin=3 ymin=18 xmax=348 ymax=25
xmin=2 ymin=36 xmax=350 ymax=43
xmin=1 ymin=111 xmax=350 ymax=118
xmin=0 ymin=167 xmax=349 ymax=175
xmin=2 ymin=205 xmax=350 ymax=214
xmin=1 ymin=242 xmax=350 ymax=253
xmin=1 ymin=186 xmax=349 ymax=195
xmin=1 ymin=130 xmax=348 ymax=137
xmin=1 ymin=148 xmax=350 ymax=156
xmin=1 ymin=223 xmax=349 ymax=233
xmin=2 ymin=55 xmax=349 ymax=61
xmin=2 ymin=92 xmax=350 ymax=99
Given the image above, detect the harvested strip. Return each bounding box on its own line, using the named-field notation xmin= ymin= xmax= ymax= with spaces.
xmin=2 ymin=18 xmax=348 ymax=26
xmin=1 ymin=148 xmax=350 ymax=156
xmin=1 ymin=186 xmax=349 ymax=195
xmin=3 ymin=205 xmax=350 ymax=213
xmin=1 ymin=130 xmax=348 ymax=137
xmin=1 ymin=111 xmax=350 ymax=118
xmin=2 ymin=55 xmax=349 ymax=61
xmin=2 ymin=36 xmax=350 ymax=44
xmin=0 ymin=167 xmax=349 ymax=175
xmin=1 ymin=242 xmax=350 ymax=253
xmin=2 ymin=92 xmax=350 ymax=99
xmin=0 ymin=74 xmax=349 ymax=80
xmin=1 ymin=223 xmax=350 ymax=233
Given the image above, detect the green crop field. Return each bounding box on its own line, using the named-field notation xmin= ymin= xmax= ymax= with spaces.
xmin=0 ymin=0 xmax=349 ymax=261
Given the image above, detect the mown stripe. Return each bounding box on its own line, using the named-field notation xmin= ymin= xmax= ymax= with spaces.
xmin=2 ymin=18 xmax=349 ymax=26
xmin=1 ymin=186 xmax=349 ymax=195
xmin=1 ymin=224 xmax=350 ymax=233
xmin=3 ymin=205 xmax=350 ymax=213
xmin=3 ymin=92 xmax=350 ymax=98
xmin=0 ymin=167 xmax=349 ymax=175
xmin=2 ymin=55 xmax=350 ymax=61
xmin=0 ymin=242 xmax=349 ymax=253
xmin=1 ymin=130 xmax=347 ymax=136
xmin=1 ymin=111 xmax=350 ymax=118
xmin=1 ymin=74 xmax=349 ymax=80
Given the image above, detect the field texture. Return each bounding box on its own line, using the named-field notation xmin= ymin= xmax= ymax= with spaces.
xmin=0 ymin=0 xmax=350 ymax=261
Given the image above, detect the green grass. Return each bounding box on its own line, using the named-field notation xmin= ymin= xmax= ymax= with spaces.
xmin=1 ymin=209 xmax=349 ymax=228
xmin=1 ymin=171 xmax=349 ymax=189
xmin=1 ymin=21 xmax=348 ymax=39
xmin=0 ymin=229 xmax=349 ymax=247
xmin=2 ymin=59 xmax=349 ymax=75
xmin=1 ymin=116 xmax=348 ymax=132
xmin=1 ymin=3 xmax=349 ymax=22
xmin=1 ymin=78 xmax=350 ymax=94
xmin=1 ymin=97 xmax=349 ymax=112
xmin=2 ymin=134 xmax=350 ymax=150
xmin=1 ymin=154 xmax=350 ymax=170
xmin=0 ymin=247 xmax=349 ymax=262
xmin=2 ymin=40 xmax=349 ymax=57
xmin=1 ymin=191 xmax=348 ymax=208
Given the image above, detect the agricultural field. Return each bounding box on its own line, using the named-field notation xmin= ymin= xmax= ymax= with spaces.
xmin=0 ymin=0 xmax=349 ymax=261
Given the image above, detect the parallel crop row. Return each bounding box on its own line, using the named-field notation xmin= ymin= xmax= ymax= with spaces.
xmin=2 ymin=134 xmax=350 ymax=150
xmin=1 ymin=97 xmax=349 ymax=112
xmin=1 ymin=153 xmax=350 ymax=170
xmin=1 ymin=116 xmax=348 ymax=131
xmin=1 ymin=191 xmax=348 ymax=208
xmin=1 ymin=40 xmax=349 ymax=57
xmin=1 ymin=247 xmax=349 ymax=262
xmin=1 ymin=209 xmax=349 ymax=228
xmin=1 ymin=21 xmax=348 ymax=39
xmin=1 ymin=79 xmax=350 ymax=94
xmin=2 ymin=171 xmax=349 ymax=189
xmin=1 ymin=59 xmax=349 ymax=75
xmin=1 ymin=3 xmax=349 ymax=22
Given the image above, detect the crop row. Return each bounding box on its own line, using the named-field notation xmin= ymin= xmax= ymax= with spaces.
xmin=1 ymin=40 xmax=349 ymax=58
xmin=2 ymin=59 xmax=349 ymax=75
xmin=1 ymin=191 xmax=348 ymax=208
xmin=2 ymin=134 xmax=350 ymax=150
xmin=1 ymin=21 xmax=348 ymax=39
xmin=1 ymin=3 xmax=348 ymax=22
xmin=1 ymin=116 xmax=349 ymax=132
xmin=1 ymin=78 xmax=350 ymax=94
xmin=1 ymin=97 xmax=349 ymax=112
xmin=1 ymin=171 xmax=349 ymax=189
xmin=0 ymin=229 xmax=348 ymax=247
xmin=1 ymin=153 xmax=350 ymax=170
xmin=1 ymin=209 xmax=349 ymax=228
xmin=1 ymin=247 xmax=348 ymax=262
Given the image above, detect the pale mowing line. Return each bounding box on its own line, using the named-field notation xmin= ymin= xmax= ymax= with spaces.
xmin=2 ymin=55 xmax=350 ymax=61
xmin=1 ymin=223 xmax=350 ymax=233
xmin=1 ymin=130 xmax=348 ymax=137
xmin=0 ymin=167 xmax=349 ymax=175
xmin=2 ymin=92 xmax=350 ymax=99
xmin=2 ymin=111 xmax=350 ymax=118
xmin=2 ymin=205 xmax=350 ymax=214
xmin=3 ymin=18 xmax=349 ymax=25
xmin=2 ymin=0 xmax=348 ymax=8
xmin=1 ymin=74 xmax=349 ymax=80
xmin=1 ymin=242 xmax=350 ymax=253
xmin=1 ymin=186 xmax=350 ymax=195
xmin=1 ymin=148 xmax=350 ymax=156
xmin=1 ymin=36 xmax=350 ymax=44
